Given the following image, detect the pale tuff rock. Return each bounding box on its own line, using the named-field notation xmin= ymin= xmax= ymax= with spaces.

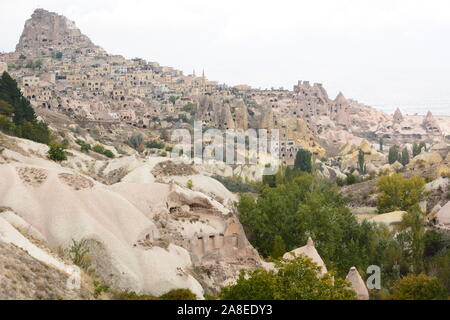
xmin=339 ymin=140 xmax=385 ymax=172
xmin=0 ymin=134 xmax=263 ymax=297
xmin=0 ymin=162 xmax=206 ymax=297
xmin=437 ymin=201 xmax=450 ymax=226
xmin=408 ymin=152 xmax=443 ymax=169
xmin=283 ymin=237 xmax=328 ymax=277
xmin=425 ymin=177 xmax=449 ymax=192
xmin=423 ymin=111 xmax=441 ymax=134
xmin=234 ymin=104 xmax=249 ymax=130
xmin=430 ymin=141 xmax=450 ymax=158
xmin=16 ymin=9 xmax=105 ymax=57
xmin=259 ymin=110 xmax=275 ymax=130
xmin=435 ymin=164 xmax=450 ymax=178
xmin=393 ymin=108 xmax=404 ymax=123
xmin=0 ymin=240 xmax=93 ymax=300
xmin=369 ymin=211 xmax=407 ymax=230
xmin=222 ymin=104 xmax=236 ymax=130
xmin=345 ymin=267 xmax=369 ymax=300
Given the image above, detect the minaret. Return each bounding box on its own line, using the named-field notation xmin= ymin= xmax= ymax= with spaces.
xmin=201 ymin=69 xmax=206 ymax=94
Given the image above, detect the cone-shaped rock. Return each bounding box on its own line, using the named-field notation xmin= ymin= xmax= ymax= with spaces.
xmin=283 ymin=237 xmax=328 ymax=277
xmin=345 ymin=267 xmax=369 ymax=300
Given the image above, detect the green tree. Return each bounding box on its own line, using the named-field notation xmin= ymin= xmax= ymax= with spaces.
xmin=0 ymin=100 xmax=13 ymax=116
xmin=47 ymin=143 xmax=67 ymax=162
xmin=271 ymin=235 xmax=286 ymax=259
xmin=0 ymin=72 xmax=36 ymax=124
xmin=294 ymin=149 xmax=312 ymax=173
xmin=376 ymin=173 xmax=425 ymax=213
xmin=238 ymin=173 xmax=381 ymax=276
xmin=413 ymin=142 xmax=427 ymax=157
xmin=401 ymin=147 xmax=410 ymax=166
xmin=220 ymin=255 xmax=356 ymax=300
xmin=125 ymin=134 xmax=144 ymax=150
xmin=392 ymin=274 xmax=447 ymax=300
xmin=358 ymin=149 xmax=366 ymax=174
xmin=400 ymin=206 xmax=425 ymax=273
xmin=379 ymin=138 xmax=383 ymax=152
xmin=427 ymin=249 xmax=450 ymax=293
xmin=388 ymin=145 xmax=401 ymax=164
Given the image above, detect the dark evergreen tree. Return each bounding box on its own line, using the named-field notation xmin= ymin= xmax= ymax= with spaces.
xmin=294 ymin=149 xmax=312 ymax=173
xmin=0 ymin=72 xmax=36 ymax=124
xmin=388 ymin=145 xmax=401 ymax=164
xmin=358 ymin=149 xmax=366 ymax=174
xmin=401 ymin=147 xmax=410 ymax=166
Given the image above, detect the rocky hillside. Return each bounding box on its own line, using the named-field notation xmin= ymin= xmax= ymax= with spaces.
xmin=0 ymin=132 xmax=265 ymax=298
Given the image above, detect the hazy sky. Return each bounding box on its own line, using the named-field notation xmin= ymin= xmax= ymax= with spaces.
xmin=1 ymin=0 xmax=449 ymax=115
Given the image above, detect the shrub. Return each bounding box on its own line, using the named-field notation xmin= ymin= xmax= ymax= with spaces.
xmin=346 ymin=173 xmax=357 ymax=185
xmin=103 ymin=149 xmax=115 ymax=158
xmin=65 ymin=239 xmax=91 ymax=270
xmin=186 ymin=179 xmax=193 ymax=190
xmin=125 ymin=134 xmax=144 ymax=150
xmin=47 ymin=143 xmax=67 ymax=162
xmin=212 ymin=175 xmax=257 ymax=193
xmin=159 ymin=289 xmax=197 ymax=300
xmin=75 ymin=139 xmax=91 ymax=153
xmin=93 ymin=280 xmax=109 ymax=298
xmin=427 ymin=249 xmax=450 ymax=293
xmin=335 ymin=177 xmax=345 ymax=187
xmin=146 ymin=139 xmax=165 ymax=149
xmin=92 ymin=144 xmax=115 ymax=158
xmin=392 ymin=274 xmax=447 ymax=300
xmin=114 ymin=291 xmax=158 ymax=300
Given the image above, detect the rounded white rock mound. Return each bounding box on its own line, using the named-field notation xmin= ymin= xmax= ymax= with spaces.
xmin=0 ymin=163 xmax=204 ymax=298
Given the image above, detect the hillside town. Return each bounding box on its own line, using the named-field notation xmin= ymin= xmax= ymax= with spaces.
xmin=1 ymin=9 xmax=449 ymax=166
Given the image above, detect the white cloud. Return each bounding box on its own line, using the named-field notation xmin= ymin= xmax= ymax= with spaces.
xmin=1 ymin=0 xmax=450 ymax=114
